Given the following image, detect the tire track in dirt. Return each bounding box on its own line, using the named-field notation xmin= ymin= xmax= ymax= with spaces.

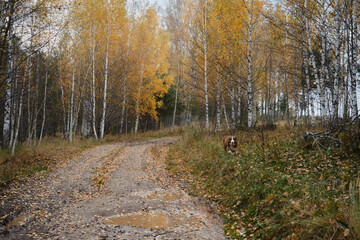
xmin=0 ymin=137 xmax=226 ymax=240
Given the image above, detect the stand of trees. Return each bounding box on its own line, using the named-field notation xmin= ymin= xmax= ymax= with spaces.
xmin=0 ymin=0 xmax=359 ymax=152
xmin=0 ymin=0 xmax=172 ymax=154
xmin=166 ymin=0 xmax=360 ymax=131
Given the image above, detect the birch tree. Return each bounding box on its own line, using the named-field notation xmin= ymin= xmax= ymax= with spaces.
xmin=91 ymin=23 xmax=98 ymax=140
xmin=100 ymin=24 xmax=110 ymax=140
xmin=203 ymin=0 xmax=210 ymax=131
xmin=349 ymin=0 xmax=358 ymax=120
xmin=3 ymin=34 xmax=13 ymax=149
xmin=247 ymin=0 xmax=254 ymax=128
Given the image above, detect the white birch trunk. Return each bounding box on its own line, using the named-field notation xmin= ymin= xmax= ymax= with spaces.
xmin=12 ymin=59 xmax=28 ymax=155
xmin=237 ymin=63 xmax=242 ymax=126
xmin=134 ymin=62 xmax=144 ymax=134
xmin=9 ymin=49 xmax=17 ymax=148
xmin=222 ymin=94 xmax=230 ymax=130
xmin=100 ymin=24 xmax=110 ymax=140
xmin=27 ymin=14 xmax=34 ymax=145
xmin=27 ymin=59 xmax=32 ymax=144
xmin=32 ymin=55 xmax=40 ymax=145
xmin=60 ymin=81 xmax=67 ymax=138
xmin=319 ymin=0 xmax=328 ymax=125
xmin=82 ymin=99 xmax=91 ymax=138
xmin=187 ymin=59 xmax=197 ymax=124
xmin=350 ymin=0 xmax=358 ymax=119
xmin=294 ymin=75 xmax=299 ymax=126
xmin=204 ymin=0 xmax=209 ymax=131
xmin=305 ymin=0 xmax=318 ymax=127
xmin=119 ymin=76 xmax=127 ymax=134
xmin=78 ymin=65 xmax=91 ymax=137
xmin=120 ymin=24 xmax=132 ymax=134
xmin=81 ymin=65 xmax=92 ymax=139
xmin=39 ymin=64 xmax=48 ymax=143
xmin=91 ymin=23 xmax=98 ymax=139
xmin=247 ymin=3 xmax=253 ymax=129
xmin=332 ymin=0 xmax=341 ymax=124
xmin=229 ymin=56 xmax=235 ymax=129
xmin=216 ymin=66 xmax=221 ymax=133
xmin=69 ymin=57 xmax=76 ymax=142
xmin=3 ymin=36 xmax=13 ymax=149
xmin=172 ymin=75 xmax=179 ymax=127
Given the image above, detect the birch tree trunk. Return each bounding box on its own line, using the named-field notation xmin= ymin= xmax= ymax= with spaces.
xmin=60 ymin=80 xmax=67 ymax=138
xmin=305 ymin=0 xmax=318 ymax=127
xmin=26 ymin=13 xmax=35 ymax=145
xmin=119 ymin=73 xmax=127 ymax=134
xmin=203 ymin=0 xmax=209 ymax=131
xmin=12 ymin=59 xmax=28 ymax=155
xmin=9 ymin=47 xmax=17 ymax=149
xmin=100 ymin=24 xmax=110 ymax=140
xmin=81 ymin=64 xmax=91 ymax=138
xmin=120 ymin=24 xmax=132 ymax=134
xmin=247 ymin=3 xmax=253 ymax=129
xmin=294 ymin=75 xmax=299 ymax=126
xmin=69 ymin=57 xmax=76 ymax=143
xmin=222 ymin=94 xmax=230 ymax=130
xmin=332 ymin=0 xmax=341 ymax=124
xmin=31 ymin=55 xmax=40 ymax=145
xmin=91 ymin=23 xmax=98 ymax=140
xmin=82 ymin=98 xmax=91 ymax=138
xmin=350 ymin=0 xmax=358 ymax=120
xmin=238 ymin=63 xmax=242 ymax=126
xmin=39 ymin=63 xmax=48 ymax=143
xmin=27 ymin=58 xmax=32 ymax=144
xmin=187 ymin=58 xmax=197 ymax=124
xmin=3 ymin=35 xmax=13 ymax=149
xmin=216 ymin=66 xmax=221 ymax=133
xmin=172 ymin=75 xmax=179 ymax=127
xmin=229 ymin=55 xmax=235 ymax=129
xmin=134 ymin=61 xmax=144 ymax=134
xmin=319 ymin=0 xmax=328 ymax=125
xmin=304 ymin=52 xmax=315 ymax=127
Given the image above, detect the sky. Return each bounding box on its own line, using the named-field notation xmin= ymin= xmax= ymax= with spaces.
xmin=149 ymin=0 xmax=168 ymax=9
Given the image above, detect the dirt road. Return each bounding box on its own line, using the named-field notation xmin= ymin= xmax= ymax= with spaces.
xmin=0 ymin=137 xmax=226 ymax=239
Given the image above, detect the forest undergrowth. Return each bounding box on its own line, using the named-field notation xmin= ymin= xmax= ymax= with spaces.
xmin=167 ymin=125 xmax=360 ymax=239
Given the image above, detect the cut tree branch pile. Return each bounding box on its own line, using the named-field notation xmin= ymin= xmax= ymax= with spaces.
xmin=304 ymin=115 xmax=360 ymax=147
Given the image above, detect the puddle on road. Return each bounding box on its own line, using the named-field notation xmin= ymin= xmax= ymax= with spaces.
xmin=103 ymin=211 xmax=202 ymax=230
xmin=6 ymin=213 xmax=31 ymax=227
xmin=147 ymin=192 xmax=184 ymax=201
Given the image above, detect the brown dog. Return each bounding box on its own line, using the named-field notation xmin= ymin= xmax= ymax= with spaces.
xmin=223 ymin=136 xmax=238 ymax=155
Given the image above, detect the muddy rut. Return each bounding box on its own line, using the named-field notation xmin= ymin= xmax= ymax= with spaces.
xmin=0 ymin=137 xmax=226 ymax=240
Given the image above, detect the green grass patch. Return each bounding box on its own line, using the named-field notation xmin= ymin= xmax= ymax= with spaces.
xmin=167 ymin=127 xmax=360 ymax=239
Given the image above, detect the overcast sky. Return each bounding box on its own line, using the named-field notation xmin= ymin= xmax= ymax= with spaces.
xmin=149 ymin=0 xmax=168 ymax=9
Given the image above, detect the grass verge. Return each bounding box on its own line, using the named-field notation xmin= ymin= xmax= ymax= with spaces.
xmin=0 ymin=137 xmax=102 ymax=186
xmin=167 ymin=127 xmax=360 ymax=239
xmin=0 ymin=126 xmax=182 ymax=187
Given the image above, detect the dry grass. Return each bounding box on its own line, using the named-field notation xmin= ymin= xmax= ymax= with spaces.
xmin=167 ymin=126 xmax=360 ymax=239
xmin=104 ymin=126 xmax=184 ymax=142
xmin=0 ymin=127 xmax=183 ymax=186
xmin=0 ymin=137 xmax=101 ymax=185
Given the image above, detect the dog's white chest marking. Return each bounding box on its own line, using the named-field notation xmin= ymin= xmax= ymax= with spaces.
xmin=230 ymin=137 xmax=235 ymax=145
